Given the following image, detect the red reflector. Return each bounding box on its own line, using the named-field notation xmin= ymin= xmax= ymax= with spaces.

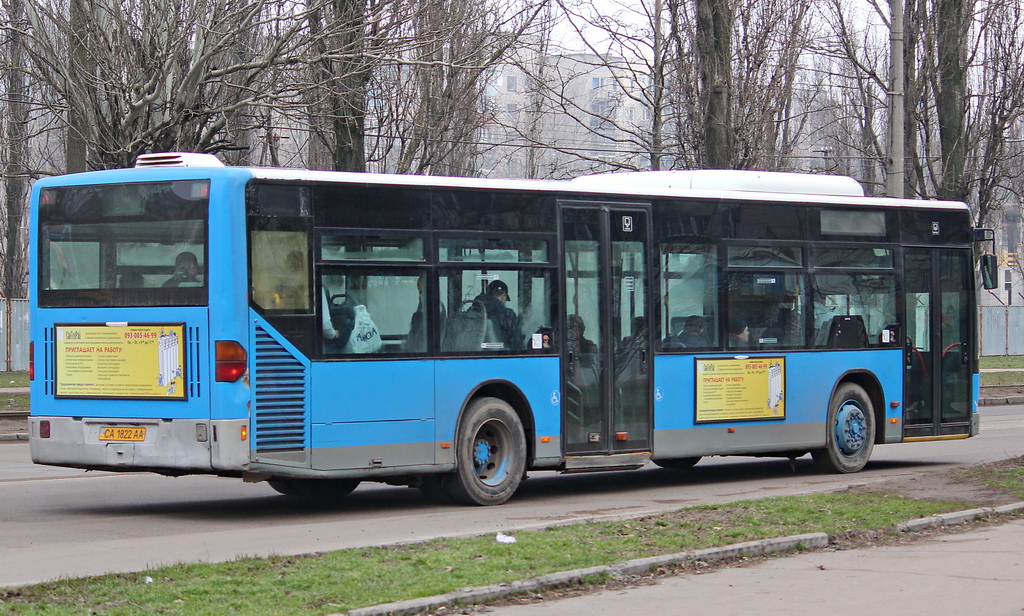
xmin=40 ymin=420 xmax=50 ymax=439
xmin=215 ymin=340 xmax=247 ymax=382
xmin=29 ymin=341 xmax=34 ymax=381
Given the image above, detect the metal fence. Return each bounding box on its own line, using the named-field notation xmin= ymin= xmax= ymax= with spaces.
xmin=0 ymin=298 xmax=29 ymax=371
xmin=980 ymin=305 xmax=1024 ymax=356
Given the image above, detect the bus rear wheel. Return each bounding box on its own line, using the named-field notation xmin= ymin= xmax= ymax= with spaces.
xmin=446 ymin=397 xmax=526 ymax=506
xmin=268 ymin=478 xmax=361 ymax=501
xmin=812 ymin=382 xmax=875 ymax=474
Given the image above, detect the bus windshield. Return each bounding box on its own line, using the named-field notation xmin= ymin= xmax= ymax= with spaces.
xmin=37 ymin=180 xmax=209 ymax=307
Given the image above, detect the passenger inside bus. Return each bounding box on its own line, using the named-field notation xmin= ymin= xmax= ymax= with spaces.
xmin=727 ymin=317 xmax=751 ymax=348
xmin=676 ymin=315 xmax=710 ymax=347
xmin=567 ymin=314 xmax=597 ymax=354
xmin=322 ymin=287 xmax=343 ymax=344
xmin=406 ymin=277 xmax=442 ymax=353
xmin=119 ymin=271 xmax=144 ymax=288
xmin=473 ymin=280 xmax=524 ymax=349
xmin=162 ymin=251 xmax=201 ymax=287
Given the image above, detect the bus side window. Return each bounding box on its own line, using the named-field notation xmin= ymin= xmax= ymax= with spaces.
xmin=726 ymin=271 xmax=806 ymax=348
xmin=322 ymin=272 xmax=425 ymax=355
xmin=659 ymin=244 xmax=718 ymax=351
xmin=251 ymin=231 xmax=309 ymax=311
xmin=812 ymin=273 xmax=897 ymax=349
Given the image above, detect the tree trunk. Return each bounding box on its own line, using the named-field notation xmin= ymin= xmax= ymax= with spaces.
xmin=696 ymin=0 xmax=733 ymax=169
xmin=65 ymin=0 xmax=91 ymax=172
xmin=935 ymin=0 xmax=969 ymax=202
xmin=3 ymin=0 xmax=29 ymax=297
xmin=331 ymin=0 xmax=368 ymax=172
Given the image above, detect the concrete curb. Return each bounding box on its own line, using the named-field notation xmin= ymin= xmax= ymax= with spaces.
xmin=344 ymin=533 xmax=830 ymax=616
xmin=978 ymin=396 xmax=1024 ymax=406
xmin=343 ymin=504 xmax=1024 ymax=616
xmin=0 ymin=433 xmax=27 ymax=442
xmin=896 ymin=501 xmax=1024 ymax=532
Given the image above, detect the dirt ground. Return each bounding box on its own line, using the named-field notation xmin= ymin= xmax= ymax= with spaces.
xmin=981 ymin=385 xmax=1024 ymax=399
xmin=0 ymin=417 xmax=25 ymax=436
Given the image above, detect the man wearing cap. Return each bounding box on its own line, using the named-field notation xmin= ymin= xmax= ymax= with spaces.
xmin=474 ymin=279 xmax=524 ymax=349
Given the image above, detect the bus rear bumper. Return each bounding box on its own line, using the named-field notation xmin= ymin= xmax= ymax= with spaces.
xmin=28 ymin=416 xmax=250 ymax=475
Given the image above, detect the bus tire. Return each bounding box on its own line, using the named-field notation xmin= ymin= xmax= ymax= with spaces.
xmin=446 ymin=397 xmax=526 ymax=506
xmin=812 ymin=382 xmax=875 ymax=473
xmin=653 ymin=457 xmax=701 ymax=471
xmin=268 ymin=478 xmax=360 ymax=501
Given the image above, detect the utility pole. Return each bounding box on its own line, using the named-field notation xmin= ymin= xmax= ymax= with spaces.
xmin=886 ymin=0 xmax=905 ymax=197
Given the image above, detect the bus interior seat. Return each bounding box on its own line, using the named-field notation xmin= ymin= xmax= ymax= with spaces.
xmin=825 ymin=315 xmax=869 ymax=349
xmin=443 ymin=300 xmax=499 ymax=352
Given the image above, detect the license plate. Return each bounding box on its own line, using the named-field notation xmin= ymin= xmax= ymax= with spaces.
xmin=99 ymin=427 xmax=147 ymax=442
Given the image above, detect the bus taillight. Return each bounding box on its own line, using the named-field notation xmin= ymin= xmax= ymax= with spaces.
xmin=215 ymin=340 xmax=247 ymax=382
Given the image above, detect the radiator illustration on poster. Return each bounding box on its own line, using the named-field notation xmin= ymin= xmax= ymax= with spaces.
xmin=695 ymin=356 xmax=785 ymax=423
xmin=55 ymin=323 xmax=185 ymax=399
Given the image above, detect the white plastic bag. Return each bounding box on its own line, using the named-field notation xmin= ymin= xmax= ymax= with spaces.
xmin=343 ymin=305 xmax=383 ymax=354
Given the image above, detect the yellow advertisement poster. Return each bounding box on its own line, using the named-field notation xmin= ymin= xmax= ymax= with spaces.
xmin=56 ymin=324 xmax=186 ymax=399
xmin=695 ymin=356 xmax=785 ymax=423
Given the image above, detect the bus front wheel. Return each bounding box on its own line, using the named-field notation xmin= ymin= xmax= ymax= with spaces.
xmin=812 ymin=382 xmax=875 ymax=474
xmin=268 ymin=478 xmax=361 ymax=501
xmin=446 ymin=397 xmax=526 ymax=506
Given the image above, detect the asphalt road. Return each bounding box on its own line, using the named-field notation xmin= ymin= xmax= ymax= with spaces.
xmin=1 ymin=404 xmax=1022 ymax=588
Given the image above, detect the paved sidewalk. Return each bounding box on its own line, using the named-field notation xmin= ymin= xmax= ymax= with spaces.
xmin=346 ymin=504 xmax=1024 ymax=616
xmin=474 ymin=519 xmax=1024 ymax=616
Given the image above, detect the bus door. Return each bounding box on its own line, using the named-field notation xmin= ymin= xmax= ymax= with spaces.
xmin=561 ymin=204 xmax=653 ymax=463
xmin=903 ymin=248 xmax=972 ymax=438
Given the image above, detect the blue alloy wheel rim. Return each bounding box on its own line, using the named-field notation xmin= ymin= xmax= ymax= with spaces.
xmin=834 ymin=400 xmax=867 ymax=457
xmin=473 ymin=420 xmax=511 ymax=486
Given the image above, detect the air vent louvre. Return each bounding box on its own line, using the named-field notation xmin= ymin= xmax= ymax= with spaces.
xmin=253 ymin=328 xmax=307 ymax=452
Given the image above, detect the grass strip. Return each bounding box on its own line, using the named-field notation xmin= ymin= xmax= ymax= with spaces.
xmin=979 ymin=356 xmax=1024 ymax=370
xmin=0 ymin=371 xmax=28 ymax=388
xmin=0 ymin=490 xmax=982 ymax=616
xmin=0 ymin=393 xmax=29 ymax=414
xmin=978 ymin=356 xmax=1024 ymax=386
xmin=981 ymin=372 xmax=1024 ymax=387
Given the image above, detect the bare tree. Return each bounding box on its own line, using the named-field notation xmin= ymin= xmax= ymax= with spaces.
xmin=964 ymin=0 xmax=1024 ymax=228
xmin=2 ymin=0 xmax=30 ymax=297
xmin=17 ymin=0 xmax=318 ymax=170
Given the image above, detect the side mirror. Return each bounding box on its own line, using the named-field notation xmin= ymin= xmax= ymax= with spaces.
xmin=980 ymin=254 xmax=998 ymax=290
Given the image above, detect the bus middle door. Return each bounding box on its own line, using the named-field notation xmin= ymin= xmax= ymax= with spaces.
xmin=561 ymin=204 xmax=653 ymax=470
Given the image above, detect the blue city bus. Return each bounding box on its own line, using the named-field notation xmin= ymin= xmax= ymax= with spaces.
xmin=28 ymin=153 xmax=998 ymax=505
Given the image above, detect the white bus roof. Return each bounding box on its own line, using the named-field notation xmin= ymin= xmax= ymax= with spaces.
xmin=130 ymin=152 xmax=970 ymax=211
